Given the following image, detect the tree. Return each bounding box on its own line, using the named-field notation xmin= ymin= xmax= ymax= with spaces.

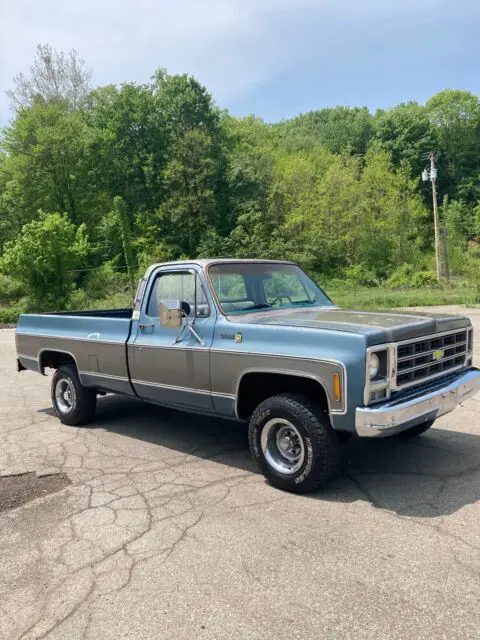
xmin=85 ymin=83 xmax=166 ymax=217
xmin=153 ymin=129 xmax=220 ymax=256
xmin=222 ymin=115 xmax=277 ymax=254
xmin=0 ymin=101 xmax=105 ymax=240
xmin=277 ymin=149 xmax=360 ymax=272
xmin=153 ymin=70 xmax=221 ymax=139
xmin=355 ymin=145 xmax=426 ymax=274
xmin=425 ymin=90 xmax=480 ymax=203
xmin=113 ymin=196 xmax=136 ymax=292
xmin=1 ymin=44 xmax=479 ymax=311
xmin=0 ymin=212 xmax=88 ymax=310
xmin=276 ymin=106 xmax=373 ymax=155
xmin=373 ymin=102 xmax=436 ymax=179
xmin=7 ymin=44 xmax=92 ymax=112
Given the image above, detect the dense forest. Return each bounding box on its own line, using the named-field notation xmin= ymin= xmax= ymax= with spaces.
xmin=1 ymin=45 xmax=480 ymax=319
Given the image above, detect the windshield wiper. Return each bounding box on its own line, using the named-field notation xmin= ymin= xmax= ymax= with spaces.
xmin=243 ymin=303 xmax=272 ymax=311
xmin=290 ymin=299 xmax=317 ymax=305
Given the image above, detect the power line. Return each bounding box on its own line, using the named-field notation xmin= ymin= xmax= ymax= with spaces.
xmin=65 ymin=264 xmax=131 ymax=274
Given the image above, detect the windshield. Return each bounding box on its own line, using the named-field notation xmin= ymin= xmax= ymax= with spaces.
xmin=208 ymin=263 xmax=333 ymax=315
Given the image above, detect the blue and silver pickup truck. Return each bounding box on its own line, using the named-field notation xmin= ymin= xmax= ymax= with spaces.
xmin=16 ymin=259 xmax=480 ymax=492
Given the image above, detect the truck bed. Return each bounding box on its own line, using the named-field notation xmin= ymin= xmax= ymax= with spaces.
xmin=16 ymin=308 xmax=135 ymax=396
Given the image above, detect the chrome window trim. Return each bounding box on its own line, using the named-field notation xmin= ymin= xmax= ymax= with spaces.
xmin=143 ymin=267 xmax=211 ymax=320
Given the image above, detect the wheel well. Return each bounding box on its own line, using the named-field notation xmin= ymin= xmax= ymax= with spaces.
xmin=237 ymin=372 xmax=330 ymax=420
xmin=39 ymin=351 xmax=77 ymax=375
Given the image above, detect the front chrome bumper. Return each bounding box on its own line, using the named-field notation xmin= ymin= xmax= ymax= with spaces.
xmin=356 ymin=368 xmax=480 ymax=437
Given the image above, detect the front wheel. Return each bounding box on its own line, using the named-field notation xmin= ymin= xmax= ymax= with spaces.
xmin=248 ymin=393 xmax=339 ymax=493
xmin=51 ymin=365 xmax=97 ymax=426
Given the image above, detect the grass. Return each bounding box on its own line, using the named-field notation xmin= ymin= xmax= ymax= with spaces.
xmin=327 ymin=284 xmax=480 ymax=310
xmin=2 ymin=284 xmax=479 ymax=325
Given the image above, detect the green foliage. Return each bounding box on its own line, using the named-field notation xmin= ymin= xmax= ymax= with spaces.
xmin=387 ymin=264 xmax=439 ymax=289
xmin=276 ymin=106 xmax=373 ymax=155
xmin=1 ymin=46 xmax=479 ymax=313
xmin=373 ymin=102 xmax=435 ymax=181
xmin=0 ymin=306 xmax=23 ymax=325
xmin=425 ymin=90 xmax=480 ymax=203
xmin=329 ymin=284 xmax=478 ymax=310
xmin=82 ymin=262 xmax=129 ymax=301
xmin=0 ymin=212 xmax=88 ymax=310
xmin=344 ymin=264 xmax=379 ymax=288
xmin=113 ymin=196 xmax=136 ymax=293
xmin=0 ymin=274 xmax=25 ymax=304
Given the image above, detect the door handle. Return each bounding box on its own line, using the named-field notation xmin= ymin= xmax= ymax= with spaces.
xmin=139 ymin=323 xmax=154 ymax=330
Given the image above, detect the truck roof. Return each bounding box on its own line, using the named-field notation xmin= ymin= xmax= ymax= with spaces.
xmin=144 ymin=258 xmax=297 ymax=278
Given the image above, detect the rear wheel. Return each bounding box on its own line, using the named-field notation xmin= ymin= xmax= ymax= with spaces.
xmin=51 ymin=365 xmax=97 ymax=426
xmin=395 ymin=419 xmax=435 ymax=440
xmin=248 ymin=393 xmax=339 ymax=493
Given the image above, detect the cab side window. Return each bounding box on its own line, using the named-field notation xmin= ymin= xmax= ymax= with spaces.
xmin=147 ymin=272 xmax=210 ymax=318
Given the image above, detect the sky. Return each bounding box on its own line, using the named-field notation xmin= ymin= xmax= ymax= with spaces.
xmin=0 ymin=0 xmax=479 ymax=126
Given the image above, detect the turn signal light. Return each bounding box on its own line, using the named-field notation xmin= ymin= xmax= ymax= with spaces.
xmin=333 ymin=373 xmax=341 ymax=402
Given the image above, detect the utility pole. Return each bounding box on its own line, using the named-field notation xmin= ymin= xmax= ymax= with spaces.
xmin=422 ymin=152 xmax=442 ymax=281
xmin=442 ymin=215 xmax=450 ymax=282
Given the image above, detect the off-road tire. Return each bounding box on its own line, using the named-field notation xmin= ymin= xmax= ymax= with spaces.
xmin=51 ymin=365 xmax=97 ymax=426
xmin=248 ymin=393 xmax=339 ymax=493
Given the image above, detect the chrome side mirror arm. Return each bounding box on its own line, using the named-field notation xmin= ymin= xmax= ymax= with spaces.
xmin=174 ymin=321 xmax=205 ymax=347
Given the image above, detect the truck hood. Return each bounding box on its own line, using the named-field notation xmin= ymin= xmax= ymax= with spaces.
xmin=231 ymin=306 xmax=470 ymax=345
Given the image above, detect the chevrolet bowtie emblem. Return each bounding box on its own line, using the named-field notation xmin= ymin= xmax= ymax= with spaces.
xmin=432 ymin=349 xmax=445 ymax=361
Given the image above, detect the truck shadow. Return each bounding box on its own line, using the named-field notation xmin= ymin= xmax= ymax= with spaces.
xmin=79 ymin=395 xmax=480 ymax=519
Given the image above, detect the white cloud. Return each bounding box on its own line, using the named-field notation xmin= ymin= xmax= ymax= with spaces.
xmin=0 ymin=0 xmax=451 ymax=123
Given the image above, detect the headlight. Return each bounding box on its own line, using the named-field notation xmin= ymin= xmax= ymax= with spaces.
xmin=369 ymin=353 xmax=380 ymax=379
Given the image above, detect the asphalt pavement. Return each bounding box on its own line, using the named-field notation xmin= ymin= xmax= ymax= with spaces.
xmin=0 ymin=306 xmax=479 ymax=639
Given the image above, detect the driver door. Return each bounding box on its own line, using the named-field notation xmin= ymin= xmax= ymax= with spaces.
xmin=128 ymin=268 xmax=215 ymax=410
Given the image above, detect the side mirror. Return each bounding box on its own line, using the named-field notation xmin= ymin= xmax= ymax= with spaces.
xmin=159 ymin=299 xmax=183 ymax=329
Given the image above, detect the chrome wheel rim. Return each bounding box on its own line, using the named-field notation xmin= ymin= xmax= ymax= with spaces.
xmin=260 ymin=418 xmax=305 ymax=475
xmin=55 ymin=378 xmax=75 ymax=414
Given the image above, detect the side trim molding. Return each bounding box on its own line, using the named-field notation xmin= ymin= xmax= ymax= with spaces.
xmin=78 ymin=371 xmax=130 ymax=383
xmin=17 ymin=353 xmax=38 ymax=362
xmin=234 ymin=367 xmax=346 ymax=418
xmin=130 ymin=378 xmax=235 ymax=400
xmin=19 ymin=332 xmax=125 ymax=345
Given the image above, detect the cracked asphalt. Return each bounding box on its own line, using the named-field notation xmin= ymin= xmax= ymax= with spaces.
xmin=1 ymin=306 xmax=479 ymax=640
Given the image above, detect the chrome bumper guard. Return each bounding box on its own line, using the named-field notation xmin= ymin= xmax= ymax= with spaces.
xmin=356 ymin=368 xmax=480 ymax=437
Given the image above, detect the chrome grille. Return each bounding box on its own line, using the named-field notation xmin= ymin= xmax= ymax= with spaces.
xmin=396 ymin=330 xmax=468 ymax=389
